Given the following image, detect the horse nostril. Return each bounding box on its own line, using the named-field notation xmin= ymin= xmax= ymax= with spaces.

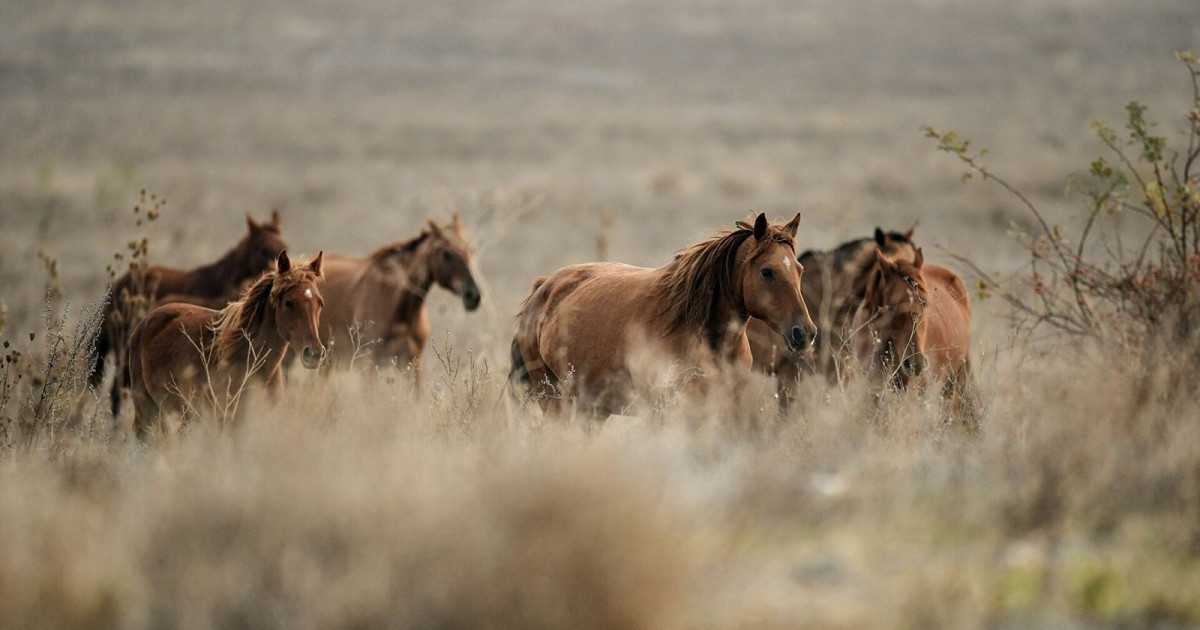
xmin=790 ymin=326 xmax=812 ymax=349
xmin=302 ymin=346 xmax=313 ymax=359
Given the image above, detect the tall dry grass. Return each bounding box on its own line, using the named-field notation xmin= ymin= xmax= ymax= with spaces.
xmin=1 ymin=296 xmax=1199 ymax=628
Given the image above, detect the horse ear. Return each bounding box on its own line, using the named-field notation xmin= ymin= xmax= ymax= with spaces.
xmin=874 ymin=248 xmax=893 ymax=274
xmin=753 ymin=213 xmax=768 ymax=240
xmin=783 ymin=212 xmax=801 ymax=237
xmin=905 ymin=224 xmax=916 ymax=241
xmin=874 ymin=227 xmax=887 ymax=248
xmin=427 ymin=218 xmax=445 ymax=238
xmin=270 ymin=209 xmax=282 ymax=230
xmin=276 ymin=250 xmax=291 ymax=273
xmin=913 ymin=247 xmax=924 ymax=269
xmin=247 ymin=213 xmax=260 ymax=233
xmin=308 ymin=251 xmax=324 ymax=278
xmin=451 ymin=213 xmax=465 ymax=235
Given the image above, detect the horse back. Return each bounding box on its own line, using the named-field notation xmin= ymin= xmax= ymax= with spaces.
xmin=129 ymin=303 xmax=219 ymax=402
xmin=922 ymin=264 xmax=971 ymax=376
xmin=516 ymin=263 xmax=661 ymax=404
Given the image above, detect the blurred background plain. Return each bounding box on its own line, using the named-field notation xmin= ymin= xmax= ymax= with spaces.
xmin=2 ymin=0 xmax=1197 ymax=354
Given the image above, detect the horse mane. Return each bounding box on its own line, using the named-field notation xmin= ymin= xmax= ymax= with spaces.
xmin=210 ymin=261 xmax=321 ymax=361
xmin=658 ymin=222 xmax=795 ymax=333
xmin=369 ymin=231 xmax=431 ymax=262
xmin=833 ymin=231 xmax=910 ymax=273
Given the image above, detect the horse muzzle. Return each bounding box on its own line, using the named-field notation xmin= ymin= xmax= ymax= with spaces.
xmin=784 ymin=324 xmax=816 ymax=353
xmin=300 ymin=345 xmax=326 ymax=369
xmin=462 ymin=286 xmax=482 ymax=311
xmin=900 ymin=355 xmax=927 ymax=378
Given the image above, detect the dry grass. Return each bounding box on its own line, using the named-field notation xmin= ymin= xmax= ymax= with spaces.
xmin=3 ymin=0 xmax=1200 ymax=627
xmin=1 ymin=310 xmax=1199 ymax=628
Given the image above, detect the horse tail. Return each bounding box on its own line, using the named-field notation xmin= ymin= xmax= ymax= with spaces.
xmin=111 ymin=340 xmax=128 ymax=420
xmin=89 ymin=319 xmax=109 ymax=388
xmin=508 ymin=335 xmax=532 ymax=392
xmin=508 ymin=276 xmax=556 ymax=405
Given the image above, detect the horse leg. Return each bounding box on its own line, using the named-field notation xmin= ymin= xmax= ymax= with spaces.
xmin=774 ymin=357 xmax=800 ymax=409
xmin=952 ymin=359 xmax=980 ymax=431
xmin=411 ymin=355 xmax=424 ymax=392
xmin=131 ymin=388 xmax=158 ymax=444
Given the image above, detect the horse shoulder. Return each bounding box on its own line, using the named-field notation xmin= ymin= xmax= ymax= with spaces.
xmin=926 ymin=265 xmax=968 ymax=303
xmin=729 ymin=332 xmax=753 ymax=369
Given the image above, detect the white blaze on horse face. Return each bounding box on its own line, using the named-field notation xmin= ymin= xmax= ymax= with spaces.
xmin=782 ymin=256 xmax=791 ymax=270
xmin=304 ymin=288 xmax=313 ymax=299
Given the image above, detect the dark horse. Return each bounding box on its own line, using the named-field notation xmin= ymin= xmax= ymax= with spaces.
xmin=511 ymin=213 xmax=815 ymax=418
xmin=126 ymin=250 xmax=324 ymax=440
xmin=92 ymin=211 xmax=288 ymax=417
xmin=747 ymin=227 xmax=916 ymax=396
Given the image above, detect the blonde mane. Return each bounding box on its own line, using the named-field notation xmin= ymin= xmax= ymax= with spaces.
xmin=657 ymin=222 xmax=795 ymax=333
xmin=210 ymin=261 xmax=321 ymax=362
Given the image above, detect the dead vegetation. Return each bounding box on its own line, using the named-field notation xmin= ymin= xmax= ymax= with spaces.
xmin=3 ymin=1 xmax=1200 ymax=627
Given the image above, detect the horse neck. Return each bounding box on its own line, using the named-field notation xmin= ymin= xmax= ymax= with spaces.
xmin=218 ymin=304 xmax=288 ymax=376
xmin=388 ymin=242 xmax=437 ymax=323
xmin=191 ymin=243 xmax=247 ymax=296
xmin=701 ymin=245 xmax=752 ymax=355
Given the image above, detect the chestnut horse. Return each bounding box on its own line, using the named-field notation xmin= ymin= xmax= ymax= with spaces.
xmin=748 ymin=227 xmax=917 ymax=394
xmin=316 ymin=215 xmax=480 ymax=384
xmin=510 ymin=213 xmax=816 ymax=417
xmin=92 ymin=211 xmax=288 ymax=414
xmin=851 ymin=247 xmax=972 ymax=405
xmin=126 ymin=250 xmax=324 ymax=440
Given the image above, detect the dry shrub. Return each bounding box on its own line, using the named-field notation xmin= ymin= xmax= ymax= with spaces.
xmin=926 ymin=52 xmax=1200 ymax=371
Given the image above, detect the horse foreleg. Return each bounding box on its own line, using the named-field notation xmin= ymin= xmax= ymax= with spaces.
xmin=131 ymin=388 xmax=161 ymax=444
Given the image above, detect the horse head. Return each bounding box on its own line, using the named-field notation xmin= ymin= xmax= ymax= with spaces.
xmin=738 ymin=212 xmax=816 ymax=353
xmin=270 ymin=250 xmax=326 ymax=369
xmin=860 ymin=247 xmax=931 ymax=388
xmin=239 ymin=210 xmax=288 ymax=278
xmin=424 ymin=214 xmax=481 ymax=311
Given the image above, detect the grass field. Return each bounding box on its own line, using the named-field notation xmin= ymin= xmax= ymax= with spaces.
xmin=2 ymin=0 xmax=1200 ymax=627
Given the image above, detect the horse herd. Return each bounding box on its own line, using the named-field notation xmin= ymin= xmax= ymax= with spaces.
xmin=88 ymin=210 xmax=972 ymax=439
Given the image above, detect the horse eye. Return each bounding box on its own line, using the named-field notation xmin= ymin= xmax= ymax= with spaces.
xmin=760 ymin=268 xmax=774 ymax=281
xmin=440 ymin=250 xmax=453 ymax=263
xmin=283 ymin=299 xmax=294 ymax=310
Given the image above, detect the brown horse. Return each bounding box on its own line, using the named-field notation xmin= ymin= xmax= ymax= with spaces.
xmin=315 ymin=215 xmax=480 ymax=384
xmin=510 ymin=213 xmax=816 ymax=417
xmin=851 ymin=247 xmax=972 ymax=405
xmin=126 ymin=250 xmax=324 ymax=440
xmin=748 ymin=227 xmax=917 ymax=394
xmin=92 ymin=211 xmax=288 ymax=413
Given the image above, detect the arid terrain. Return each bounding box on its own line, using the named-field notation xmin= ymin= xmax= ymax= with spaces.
xmin=2 ymin=0 xmax=1199 ymax=628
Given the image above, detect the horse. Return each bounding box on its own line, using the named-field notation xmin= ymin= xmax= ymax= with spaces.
xmin=125 ymin=250 xmax=325 ymax=440
xmin=92 ymin=211 xmax=288 ymax=416
xmin=315 ymin=215 xmax=480 ymax=385
xmin=510 ymin=212 xmax=816 ymax=418
xmin=850 ymin=247 xmax=973 ymax=408
xmin=748 ymin=227 xmax=916 ymax=396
